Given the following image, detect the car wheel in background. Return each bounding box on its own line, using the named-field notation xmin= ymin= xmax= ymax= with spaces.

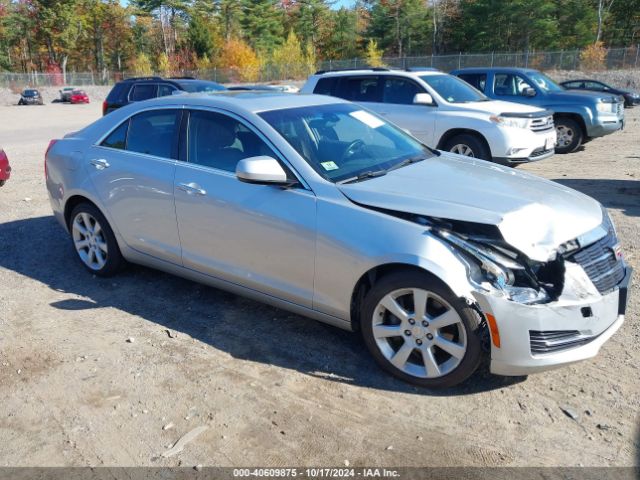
xmin=360 ymin=271 xmax=483 ymax=388
xmin=0 ymin=180 xmax=5 ymax=187
xmin=554 ymin=118 xmax=583 ymax=154
xmin=69 ymin=203 xmax=124 ymax=277
xmin=443 ymin=134 xmax=491 ymax=161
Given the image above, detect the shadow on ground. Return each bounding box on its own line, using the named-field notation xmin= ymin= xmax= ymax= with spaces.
xmin=2 ymin=216 xmax=525 ymax=396
xmin=553 ymin=178 xmax=640 ymax=217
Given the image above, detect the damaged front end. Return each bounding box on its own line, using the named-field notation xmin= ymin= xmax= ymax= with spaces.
xmin=402 ymin=208 xmax=631 ymax=376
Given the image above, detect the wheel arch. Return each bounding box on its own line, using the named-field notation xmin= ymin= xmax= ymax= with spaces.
xmin=436 ymin=128 xmax=492 ymax=157
xmin=64 ymin=194 xmax=110 ymax=231
xmin=349 ymin=262 xmax=469 ymax=331
xmin=553 ymin=113 xmax=587 ymax=137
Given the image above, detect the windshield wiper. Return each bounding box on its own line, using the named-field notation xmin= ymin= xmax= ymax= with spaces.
xmin=388 ymin=155 xmax=426 ymax=172
xmin=338 ymin=170 xmax=387 ymax=184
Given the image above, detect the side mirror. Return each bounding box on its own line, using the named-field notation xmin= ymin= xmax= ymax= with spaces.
xmin=522 ymin=87 xmax=536 ymax=97
xmin=236 ymin=156 xmax=293 ymax=186
xmin=413 ymin=93 xmax=435 ymax=105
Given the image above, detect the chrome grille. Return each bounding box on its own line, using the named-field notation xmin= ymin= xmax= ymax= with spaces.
xmin=570 ymin=233 xmax=625 ymax=294
xmin=530 ymin=115 xmax=554 ymax=132
xmin=530 ymin=330 xmax=592 ymax=354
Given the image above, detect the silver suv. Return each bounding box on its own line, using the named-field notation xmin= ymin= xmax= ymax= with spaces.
xmin=46 ymin=92 xmax=631 ymax=387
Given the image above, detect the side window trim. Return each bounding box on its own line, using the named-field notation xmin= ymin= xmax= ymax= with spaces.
xmin=179 ymin=106 xmax=311 ymax=191
xmin=94 ymin=106 xmax=184 ymax=163
xmin=128 ymin=83 xmax=158 ymax=102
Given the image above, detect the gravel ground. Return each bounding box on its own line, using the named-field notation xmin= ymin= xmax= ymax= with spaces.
xmin=0 ymin=101 xmax=638 ymax=468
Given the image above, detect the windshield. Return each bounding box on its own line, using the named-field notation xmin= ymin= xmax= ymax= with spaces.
xmin=23 ymin=90 xmax=38 ymax=96
xmin=527 ymin=71 xmax=563 ymax=92
xmin=177 ymin=81 xmax=225 ymax=93
xmin=259 ymin=103 xmax=434 ymax=183
xmin=419 ymin=74 xmax=487 ymax=103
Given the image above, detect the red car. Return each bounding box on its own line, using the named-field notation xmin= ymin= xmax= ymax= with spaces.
xmin=0 ymin=148 xmax=11 ymax=187
xmin=70 ymin=89 xmax=90 ymax=104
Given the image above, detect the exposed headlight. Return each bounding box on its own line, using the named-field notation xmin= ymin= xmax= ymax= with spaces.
xmin=437 ymin=229 xmax=549 ymax=304
xmin=490 ymin=115 xmax=529 ymax=129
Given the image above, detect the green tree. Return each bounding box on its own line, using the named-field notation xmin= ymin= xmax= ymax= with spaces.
xmin=365 ymin=38 xmax=384 ymax=66
xmin=365 ymin=0 xmax=430 ymax=56
xmin=240 ymin=0 xmax=284 ymax=53
xmin=187 ymin=14 xmax=214 ymax=59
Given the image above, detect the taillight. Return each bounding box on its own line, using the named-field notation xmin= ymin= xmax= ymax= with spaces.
xmin=45 ymin=139 xmax=58 ymax=179
xmin=102 ymin=100 xmax=107 ymax=115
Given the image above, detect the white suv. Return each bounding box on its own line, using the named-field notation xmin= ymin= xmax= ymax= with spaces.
xmin=301 ymin=68 xmax=557 ymax=165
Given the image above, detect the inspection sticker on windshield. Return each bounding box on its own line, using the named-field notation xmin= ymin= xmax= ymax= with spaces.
xmin=320 ymin=161 xmax=339 ymax=171
xmin=349 ymin=110 xmax=385 ymax=128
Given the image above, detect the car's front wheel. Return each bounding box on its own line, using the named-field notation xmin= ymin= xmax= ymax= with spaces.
xmin=554 ymin=118 xmax=583 ymax=154
xmin=361 ymin=271 xmax=483 ymax=388
xmin=443 ymin=134 xmax=491 ymax=161
xmin=69 ymin=203 xmax=124 ymax=276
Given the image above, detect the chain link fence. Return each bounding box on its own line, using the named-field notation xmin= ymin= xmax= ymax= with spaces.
xmin=2 ymin=46 xmax=639 ymax=88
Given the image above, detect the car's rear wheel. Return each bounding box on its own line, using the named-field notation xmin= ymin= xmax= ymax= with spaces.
xmin=554 ymin=118 xmax=583 ymax=154
xmin=443 ymin=134 xmax=491 ymax=161
xmin=360 ymin=271 xmax=483 ymax=388
xmin=69 ymin=203 xmax=124 ymax=277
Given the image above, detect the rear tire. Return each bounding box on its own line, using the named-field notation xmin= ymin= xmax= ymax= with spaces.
xmin=554 ymin=117 xmax=583 ymax=154
xmin=360 ymin=271 xmax=483 ymax=388
xmin=443 ymin=134 xmax=491 ymax=161
xmin=69 ymin=203 xmax=124 ymax=277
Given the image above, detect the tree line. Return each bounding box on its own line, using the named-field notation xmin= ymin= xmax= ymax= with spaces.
xmin=0 ymin=0 xmax=637 ymax=77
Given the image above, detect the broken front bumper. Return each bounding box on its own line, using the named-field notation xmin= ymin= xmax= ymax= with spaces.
xmin=472 ymin=263 xmax=632 ymax=376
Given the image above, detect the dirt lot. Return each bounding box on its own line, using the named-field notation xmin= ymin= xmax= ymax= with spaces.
xmin=0 ymin=101 xmax=638 ymax=468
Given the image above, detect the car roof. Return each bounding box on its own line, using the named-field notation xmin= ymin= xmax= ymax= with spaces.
xmin=314 ymin=68 xmax=445 ymax=78
xmin=452 ymin=67 xmax=540 ymax=74
xmin=139 ymin=91 xmax=349 ymax=113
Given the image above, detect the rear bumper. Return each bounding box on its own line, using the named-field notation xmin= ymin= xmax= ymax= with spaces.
xmin=472 ymin=264 xmax=632 ymax=376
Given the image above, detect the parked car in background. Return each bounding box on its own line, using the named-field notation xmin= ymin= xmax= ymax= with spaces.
xmin=18 ymin=89 xmax=44 ymax=106
xmin=0 ymin=147 xmax=11 ymax=187
xmin=301 ymin=68 xmax=556 ymax=165
xmin=452 ymin=67 xmax=625 ymax=154
xmin=70 ymin=89 xmax=90 ymax=104
xmin=59 ymin=87 xmax=75 ymax=102
xmin=560 ymin=79 xmax=640 ymax=108
xmin=46 ymin=92 xmax=631 ymax=387
xmin=102 ymin=76 xmax=226 ymax=115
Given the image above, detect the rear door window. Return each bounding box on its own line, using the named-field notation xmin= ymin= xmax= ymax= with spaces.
xmin=101 ymin=121 xmax=128 ymax=150
xmin=125 ymin=109 xmax=181 ymax=159
xmin=130 ymin=84 xmax=158 ymax=101
xmin=334 ymin=76 xmax=381 ymax=102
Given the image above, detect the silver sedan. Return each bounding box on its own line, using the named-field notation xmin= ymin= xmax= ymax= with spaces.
xmin=46 ymin=92 xmax=631 ymax=387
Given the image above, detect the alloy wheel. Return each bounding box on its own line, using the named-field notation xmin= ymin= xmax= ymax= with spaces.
xmin=450 ymin=144 xmax=475 ymax=157
xmin=371 ymin=288 xmax=467 ymax=379
xmin=72 ymin=212 xmax=108 ymax=271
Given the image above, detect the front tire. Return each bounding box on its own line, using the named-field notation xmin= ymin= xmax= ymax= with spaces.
xmin=443 ymin=134 xmax=491 ymax=161
xmin=360 ymin=271 xmax=483 ymax=388
xmin=69 ymin=203 xmax=124 ymax=277
xmin=554 ymin=117 xmax=583 ymax=154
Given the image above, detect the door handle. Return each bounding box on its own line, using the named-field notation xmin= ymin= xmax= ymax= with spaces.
xmin=177 ymin=182 xmax=207 ymax=196
xmin=90 ymin=158 xmax=110 ymax=170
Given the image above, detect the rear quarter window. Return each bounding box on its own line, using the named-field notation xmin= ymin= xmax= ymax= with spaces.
xmin=106 ymin=83 xmax=129 ymax=103
xmin=314 ymin=77 xmax=337 ymax=95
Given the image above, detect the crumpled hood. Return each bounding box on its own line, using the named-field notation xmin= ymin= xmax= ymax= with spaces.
xmin=456 ymin=99 xmax=546 ymax=116
xmin=338 ymin=153 xmax=603 ymax=262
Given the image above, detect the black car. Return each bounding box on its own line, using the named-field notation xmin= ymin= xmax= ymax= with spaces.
xmin=18 ymin=89 xmax=44 ymax=106
xmin=103 ymin=77 xmax=226 ymax=115
xmin=561 ymin=79 xmax=640 ymax=107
